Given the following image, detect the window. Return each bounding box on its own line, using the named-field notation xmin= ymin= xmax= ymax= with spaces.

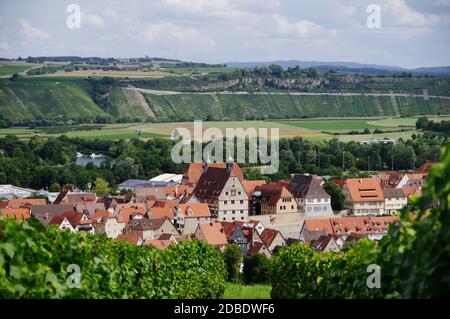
xmin=232 ymin=210 xmax=236 ymax=214
xmin=231 ymin=200 xmax=235 ymax=204
xmin=240 ymin=200 xmax=244 ymax=204
xmin=238 ymin=191 xmax=241 ymax=195
xmin=240 ymin=210 xmax=244 ymax=214
xmin=226 ymin=192 xmax=229 ymax=196
xmin=323 ymin=206 xmax=327 ymax=211
xmin=224 ymin=200 xmax=228 ymax=205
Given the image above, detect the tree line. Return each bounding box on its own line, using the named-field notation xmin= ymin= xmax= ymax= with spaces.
xmin=0 ymin=133 xmax=446 ymax=193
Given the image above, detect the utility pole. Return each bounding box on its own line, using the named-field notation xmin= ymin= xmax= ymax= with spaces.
xmin=391 ymin=155 xmax=394 ymax=171
xmin=342 ymin=152 xmax=345 ymax=171
xmin=368 ymin=156 xmax=371 ymax=171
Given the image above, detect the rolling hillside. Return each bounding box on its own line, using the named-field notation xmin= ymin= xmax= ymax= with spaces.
xmin=143 ymin=92 xmax=450 ymax=121
xmin=1 ymin=76 xmax=450 ymax=123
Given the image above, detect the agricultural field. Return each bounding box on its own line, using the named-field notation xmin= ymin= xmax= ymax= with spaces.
xmin=0 ymin=61 xmax=39 ymax=76
xmin=162 ymin=66 xmax=239 ymax=75
xmin=35 ymin=69 xmax=174 ymax=79
xmin=280 ymin=119 xmax=391 ymax=131
xmin=0 ymin=117 xmax=432 ymax=142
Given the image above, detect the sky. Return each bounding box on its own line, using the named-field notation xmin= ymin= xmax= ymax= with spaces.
xmin=0 ymin=0 xmax=449 ymax=68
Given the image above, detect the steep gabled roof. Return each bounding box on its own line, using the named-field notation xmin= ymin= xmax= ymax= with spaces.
xmin=310 ymin=235 xmax=337 ymax=252
xmin=184 ymin=162 xmax=244 ymax=186
xmin=247 ymin=242 xmax=271 ymax=256
xmin=260 ymin=228 xmax=283 ymax=247
xmin=197 ymin=222 xmax=228 ymax=246
xmin=49 ymin=211 xmax=90 ymax=228
xmin=193 ymin=167 xmax=236 ymax=199
xmin=289 ymin=174 xmax=313 ymax=198
xmin=255 ymin=183 xmax=294 ymax=205
xmin=416 ymin=162 xmax=437 ymax=174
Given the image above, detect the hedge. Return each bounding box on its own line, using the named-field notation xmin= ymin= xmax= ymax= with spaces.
xmin=271 ymin=144 xmax=450 ymax=299
xmin=0 ymin=219 xmax=226 ymax=299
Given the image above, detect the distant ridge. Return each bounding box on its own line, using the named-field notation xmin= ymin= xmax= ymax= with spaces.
xmin=225 ymin=60 xmax=450 ymax=75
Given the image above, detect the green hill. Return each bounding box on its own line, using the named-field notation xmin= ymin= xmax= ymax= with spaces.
xmin=1 ymin=76 xmax=450 ymax=123
xmin=0 ymin=77 xmax=106 ymax=122
xmin=144 ymin=92 xmax=450 ymax=121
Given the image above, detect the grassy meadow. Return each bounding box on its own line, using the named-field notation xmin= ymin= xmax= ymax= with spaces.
xmin=222 ymin=283 xmax=271 ymax=299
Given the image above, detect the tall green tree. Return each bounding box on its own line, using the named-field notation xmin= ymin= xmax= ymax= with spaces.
xmin=222 ymin=244 xmax=243 ymax=283
xmin=323 ymin=181 xmax=345 ymax=211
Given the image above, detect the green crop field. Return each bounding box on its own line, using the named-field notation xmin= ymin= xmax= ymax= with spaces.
xmin=280 ymin=119 xmax=390 ymax=131
xmin=0 ymin=65 xmax=34 ymax=76
xmin=0 ymin=61 xmax=38 ymax=76
xmin=0 ymin=118 xmax=427 ymax=142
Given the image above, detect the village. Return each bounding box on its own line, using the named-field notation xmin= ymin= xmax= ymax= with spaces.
xmin=0 ymin=159 xmax=433 ymax=256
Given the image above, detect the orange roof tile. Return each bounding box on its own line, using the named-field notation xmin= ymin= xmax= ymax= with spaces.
xmin=0 ymin=208 xmax=31 ymax=220
xmin=144 ymin=239 xmax=174 ymax=250
xmin=197 ymin=222 xmax=228 ymax=246
xmin=346 ymin=178 xmax=384 ymax=202
xmin=178 ymin=203 xmax=211 ymax=218
xmin=8 ymin=198 xmax=46 ymax=208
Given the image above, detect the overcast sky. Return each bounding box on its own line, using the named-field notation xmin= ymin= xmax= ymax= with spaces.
xmin=1 ymin=0 xmax=449 ymax=68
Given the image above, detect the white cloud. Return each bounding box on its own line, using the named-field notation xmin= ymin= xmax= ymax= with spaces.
xmin=383 ymin=0 xmax=443 ymax=27
xmin=19 ymin=19 xmax=50 ymax=41
xmin=82 ymin=12 xmax=106 ymax=28
xmin=140 ymin=22 xmax=215 ymax=50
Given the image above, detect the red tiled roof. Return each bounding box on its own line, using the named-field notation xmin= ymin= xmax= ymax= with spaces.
xmin=305 ymin=216 xmax=399 ymax=236
xmin=260 ymin=228 xmax=282 ymax=247
xmin=255 ymin=183 xmax=294 ymax=205
xmin=117 ymin=234 xmax=142 ymax=245
xmin=0 ymin=208 xmax=31 ymax=220
xmin=8 ymin=199 xmax=46 ymax=208
xmin=242 ymin=180 xmax=267 ymax=196
xmin=346 ymin=178 xmax=384 ymax=202
xmin=197 ymin=222 xmax=228 ymax=246
xmin=416 ymin=162 xmax=437 ymax=174
xmin=185 ymin=162 xmax=244 ymax=186
xmin=144 ymin=239 xmax=174 ymax=250
xmin=178 ymin=203 xmax=211 ymax=218
xmin=193 ymin=166 xmax=242 ymax=200
xmin=49 ymin=211 xmax=90 ymax=228
xmin=247 ymin=242 xmax=270 ymax=256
